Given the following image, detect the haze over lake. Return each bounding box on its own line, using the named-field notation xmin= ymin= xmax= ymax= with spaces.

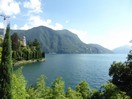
xmin=22 ymin=54 xmax=127 ymax=89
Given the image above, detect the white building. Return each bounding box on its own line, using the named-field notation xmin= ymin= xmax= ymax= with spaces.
xmin=23 ymin=36 xmax=26 ymax=46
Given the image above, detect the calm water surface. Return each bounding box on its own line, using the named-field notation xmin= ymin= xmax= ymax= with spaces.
xmin=22 ymin=54 xmax=127 ymax=89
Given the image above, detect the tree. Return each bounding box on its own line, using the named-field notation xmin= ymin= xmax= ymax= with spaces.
xmin=0 ymin=47 xmax=2 ymax=62
xmin=109 ymin=49 xmax=132 ymax=97
xmin=12 ymin=68 xmax=27 ymax=99
xmin=51 ymin=77 xmax=66 ymax=99
xmin=0 ymin=36 xmax=3 ymax=47
xmin=100 ymin=82 xmax=130 ymax=99
xmin=27 ymin=75 xmax=53 ymax=99
xmin=33 ymin=39 xmax=40 ymax=50
xmin=66 ymin=87 xmax=83 ymax=99
xmin=76 ymin=81 xmax=91 ymax=99
xmin=0 ymin=25 xmax=13 ymax=99
xmin=127 ymin=49 xmax=132 ymax=68
xmin=42 ymin=51 xmax=45 ymax=58
xmin=11 ymin=33 xmax=20 ymax=51
xmin=35 ymin=75 xmax=46 ymax=98
xmin=26 ymin=87 xmax=37 ymax=99
xmin=91 ymin=90 xmax=100 ymax=99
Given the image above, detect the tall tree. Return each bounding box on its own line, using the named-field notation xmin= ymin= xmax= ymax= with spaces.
xmin=52 ymin=77 xmax=66 ymax=99
xmin=11 ymin=33 xmax=20 ymax=51
xmin=35 ymin=75 xmax=46 ymax=98
xmin=100 ymin=82 xmax=130 ymax=99
xmin=127 ymin=48 xmax=132 ymax=66
xmin=0 ymin=24 xmax=13 ymax=99
xmin=76 ymin=81 xmax=91 ymax=99
xmin=66 ymin=87 xmax=83 ymax=99
xmin=109 ymin=48 xmax=132 ymax=97
xmin=12 ymin=68 xmax=27 ymax=99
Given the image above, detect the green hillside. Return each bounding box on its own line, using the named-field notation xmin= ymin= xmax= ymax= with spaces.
xmin=0 ymin=26 xmax=113 ymax=54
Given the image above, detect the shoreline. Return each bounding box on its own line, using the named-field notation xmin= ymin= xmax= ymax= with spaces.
xmin=13 ymin=58 xmax=45 ymax=66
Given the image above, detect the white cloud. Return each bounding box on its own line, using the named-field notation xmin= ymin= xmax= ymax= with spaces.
xmin=69 ymin=29 xmax=89 ymax=43
xmin=12 ymin=15 xmax=16 ymax=19
xmin=20 ymin=24 xmax=29 ymax=30
xmin=103 ymin=27 xmax=132 ymax=49
xmin=28 ymin=15 xmax=44 ymax=26
xmin=54 ymin=23 xmax=63 ymax=30
xmin=20 ymin=15 xmax=63 ymax=30
xmin=20 ymin=15 xmax=46 ymax=30
xmin=46 ymin=19 xmax=52 ymax=24
xmin=0 ymin=0 xmax=20 ymax=15
xmin=0 ymin=22 xmax=4 ymax=28
xmin=13 ymin=24 xmax=18 ymax=29
xmin=90 ymin=33 xmax=131 ymax=50
xmin=23 ymin=0 xmax=42 ymax=13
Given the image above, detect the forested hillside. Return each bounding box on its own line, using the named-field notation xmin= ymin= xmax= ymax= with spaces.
xmin=0 ymin=26 xmax=113 ymax=54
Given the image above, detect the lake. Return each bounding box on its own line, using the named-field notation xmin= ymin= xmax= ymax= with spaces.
xmin=22 ymin=54 xmax=127 ymax=89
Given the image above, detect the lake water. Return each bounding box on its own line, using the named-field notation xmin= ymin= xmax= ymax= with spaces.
xmin=22 ymin=54 xmax=127 ymax=89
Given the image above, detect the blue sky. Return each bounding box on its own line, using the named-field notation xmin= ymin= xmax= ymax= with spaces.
xmin=0 ymin=0 xmax=132 ymax=49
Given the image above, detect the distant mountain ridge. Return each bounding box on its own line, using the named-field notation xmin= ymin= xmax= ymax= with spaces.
xmin=0 ymin=26 xmax=113 ymax=54
xmin=113 ymin=45 xmax=131 ymax=54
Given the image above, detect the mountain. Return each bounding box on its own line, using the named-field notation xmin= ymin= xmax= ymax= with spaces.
xmin=113 ymin=45 xmax=131 ymax=54
xmin=0 ymin=26 xmax=113 ymax=54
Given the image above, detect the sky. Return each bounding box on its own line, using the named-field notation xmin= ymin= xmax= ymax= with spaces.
xmin=0 ymin=0 xmax=132 ymax=49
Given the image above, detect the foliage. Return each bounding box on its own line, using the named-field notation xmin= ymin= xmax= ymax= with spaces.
xmin=35 ymin=75 xmax=46 ymax=98
xmin=76 ymin=81 xmax=92 ymax=99
xmin=11 ymin=72 xmax=131 ymax=99
xmin=66 ymin=87 xmax=83 ymax=99
xmin=11 ymin=33 xmax=20 ymax=51
xmin=100 ymin=82 xmax=130 ymax=99
xmin=0 ymin=24 xmax=12 ymax=99
xmin=51 ymin=77 xmax=66 ymax=99
xmin=11 ymin=34 xmax=45 ymax=63
xmin=28 ymin=39 xmax=40 ymax=51
xmin=127 ymin=50 xmax=132 ymax=62
xmin=109 ymin=50 xmax=132 ymax=97
xmin=0 ymin=47 xmax=2 ymax=62
xmin=27 ymin=75 xmax=53 ymax=99
xmin=26 ymin=87 xmax=37 ymax=99
xmin=0 ymin=36 xmax=3 ymax=62
xmin=91 ymin=89 xmax=100 ymax=99
xmin=12 ymin=68 xmax=27 ymax=99
xmin=0 ymin=35 xmax=3 ymax=47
